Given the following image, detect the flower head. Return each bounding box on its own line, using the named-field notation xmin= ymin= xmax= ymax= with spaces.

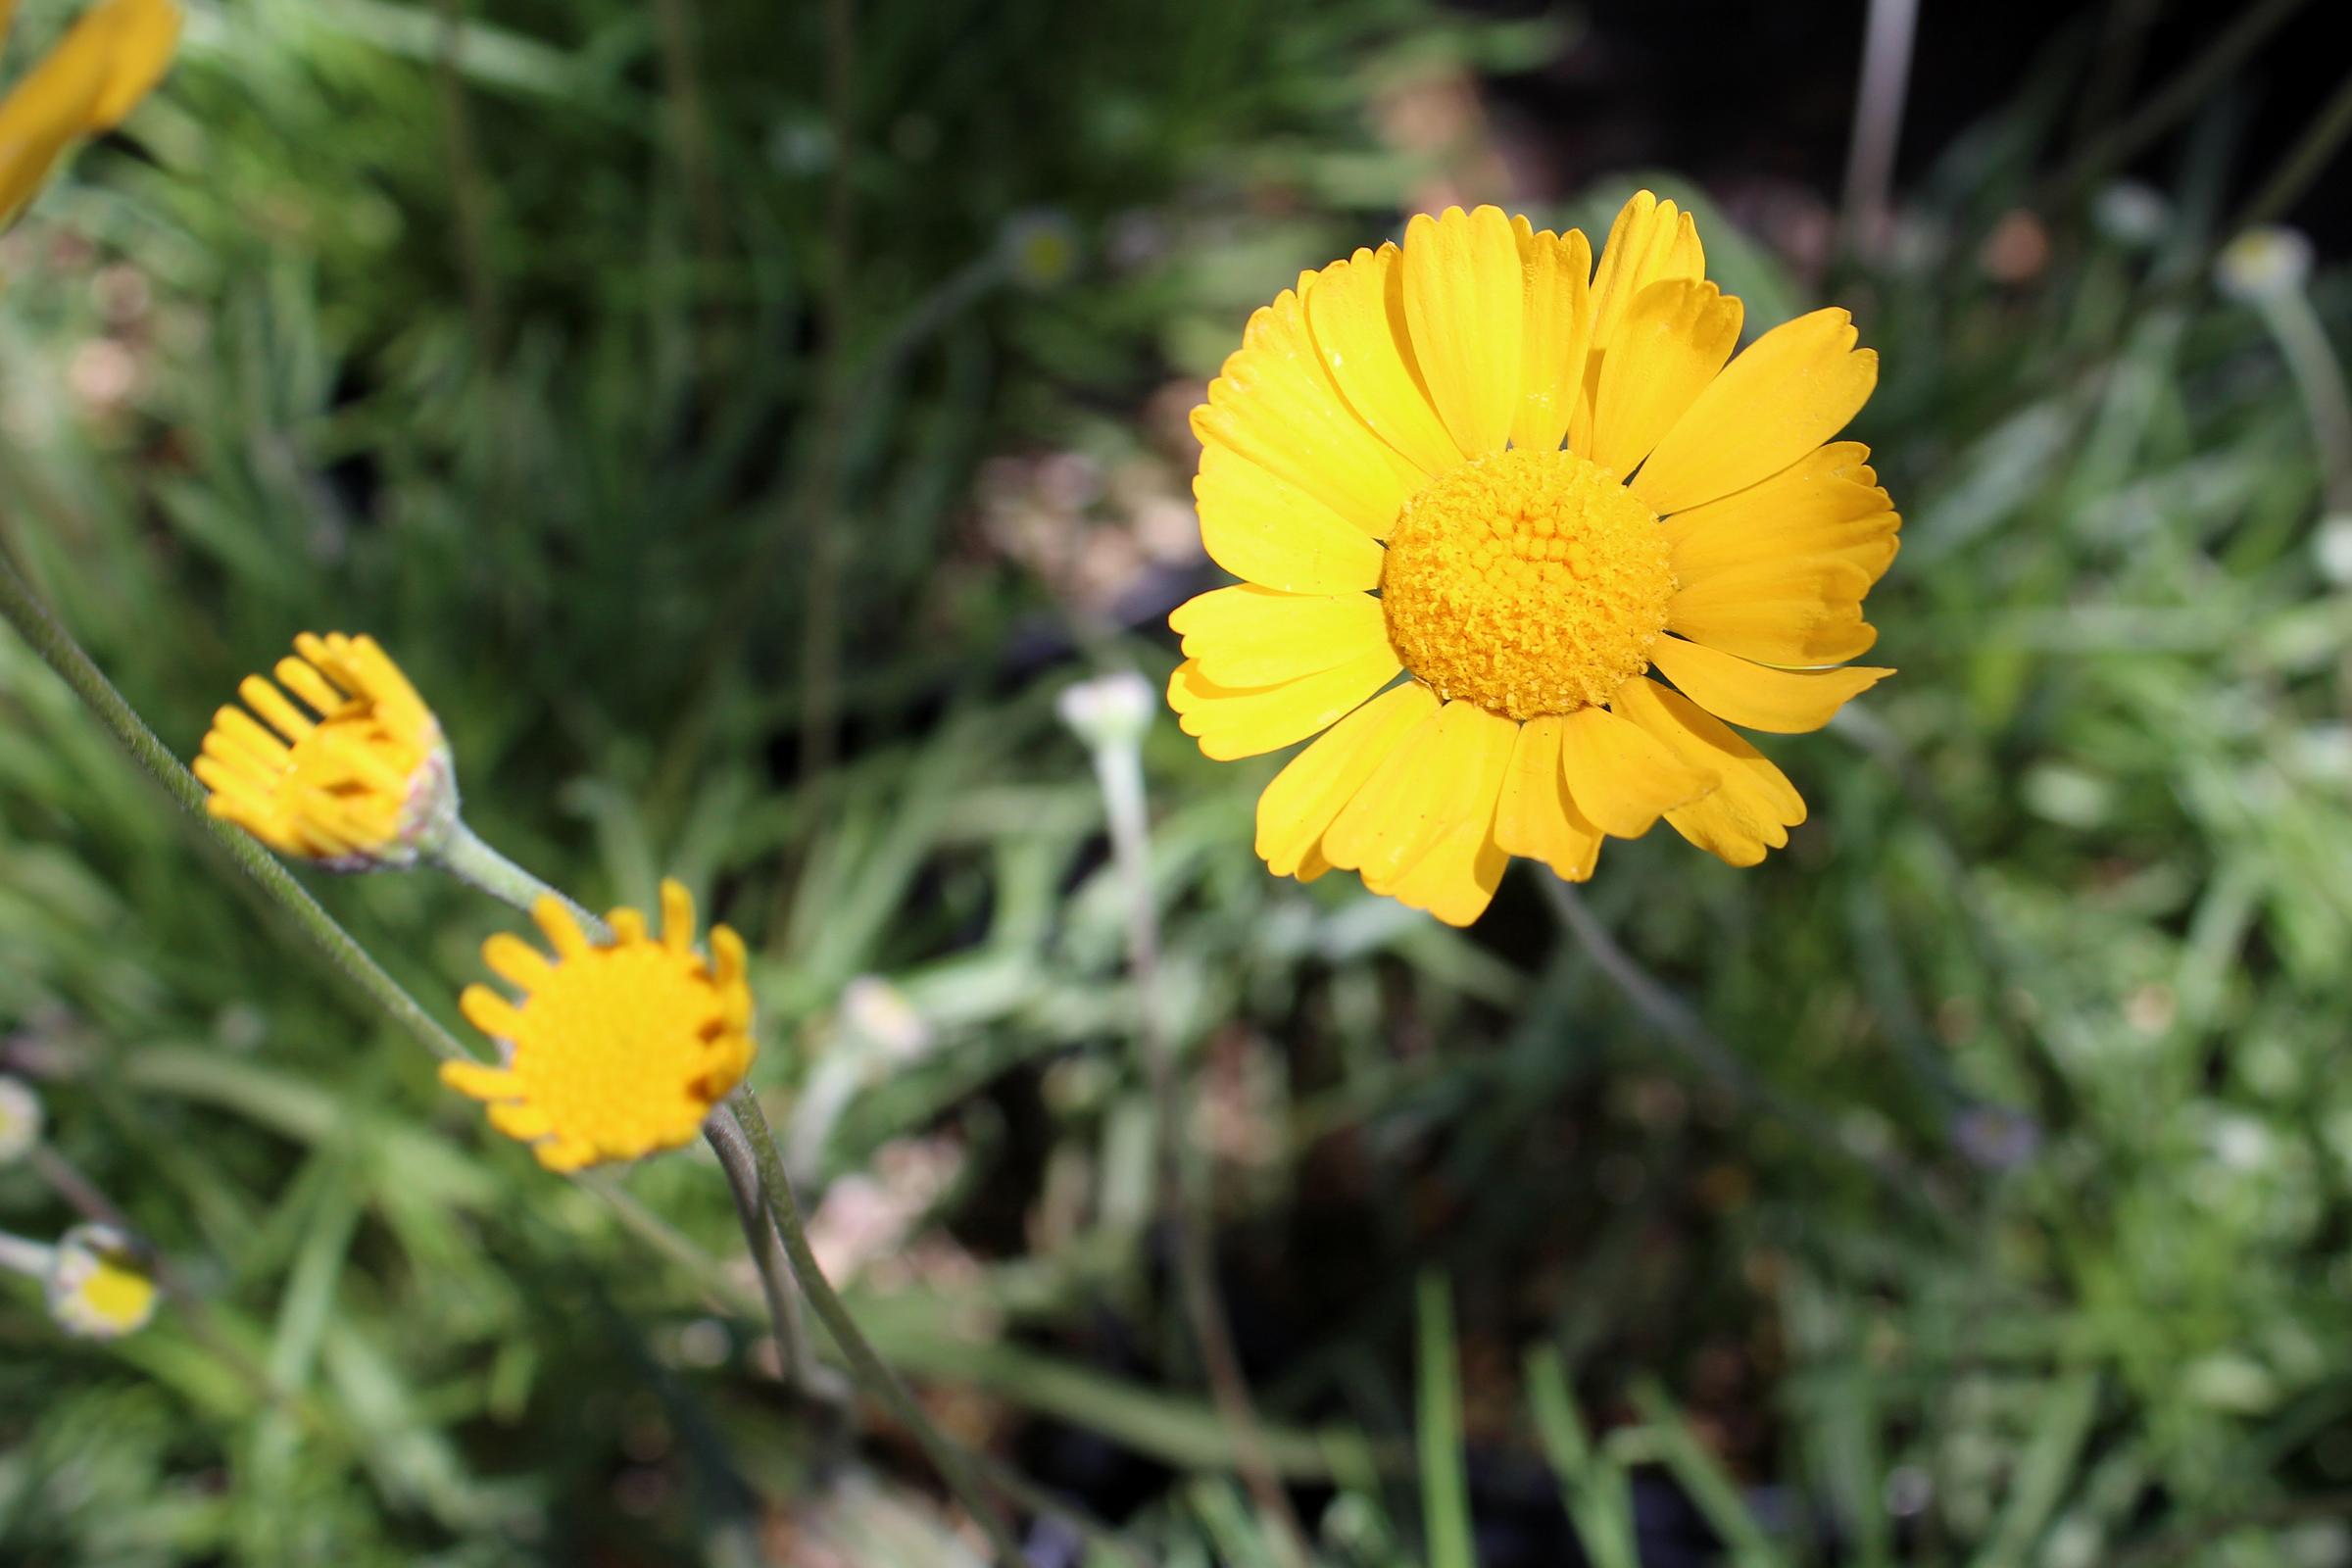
xmin=45 ymin=1222 xmax=158 ymax=1339
xmin=1171 ymin=195 xmax=1897 ymax=924
xmin=2215 ymin=225 xmax=2315 ymax=306
xmin=0 ymin=0 xmax=180 ymax=227
xmin=441 ymin=881 xmax=756 ymax=1171
xmin=1001 ymin=208 xmax=1081 ymax=290
xmin=0 ymin=1073 xmax=41 ymax=1163
xmin=1057 ymin=669 xmax=1156 ymax=751
xmin=195 ymin=632 xmax=458 ymax=871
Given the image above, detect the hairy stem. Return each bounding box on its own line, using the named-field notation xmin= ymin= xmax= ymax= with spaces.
xmin=433 ymin=821 xmax=602 ymax=932
xmin=1083 ymin=720 xmax=1310 ymax=1568
xmin=0 ymin=1230 xmax=54 ymax=1277
xmin=702 ymin=1108 xmax=829 ymax=1405
xmin=720 ymin=1087 xmax=1030 ymax=1565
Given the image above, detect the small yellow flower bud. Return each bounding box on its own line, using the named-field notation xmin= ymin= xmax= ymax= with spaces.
xmin=195 ymin=633 xmax=459 ymax=870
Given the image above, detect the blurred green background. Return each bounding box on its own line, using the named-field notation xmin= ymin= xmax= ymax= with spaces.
xmin=6 ymin=0 xmax=2352 ymax=1562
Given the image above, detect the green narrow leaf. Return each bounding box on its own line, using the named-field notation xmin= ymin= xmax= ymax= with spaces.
xmin=1967 ymin=1372 xmax=2099 ymax=1568
xmin=1629 ymin=1380 xmax=1791 ymax=1568
xmin=1416 ymin=1269 xmax=1477 ymax=1568
xmin=1525 ymin=1348 xmax=1639 ymax=1568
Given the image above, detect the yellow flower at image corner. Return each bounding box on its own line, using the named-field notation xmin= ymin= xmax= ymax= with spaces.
xmin=442 ymin=881 xmax=757 ymax=1172
xmin=195 ymin=632 xmax=460 ymax=870
xmin=1170 ymin=193 xmax=1899 ymax=925
xmin=0 ymin=0 xmax=180 ymax=227
xmin=45 ymin=1222 xmax=160 ymax=1340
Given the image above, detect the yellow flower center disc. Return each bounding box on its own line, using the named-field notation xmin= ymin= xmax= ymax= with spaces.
xmin=1380 ymin=449 xmax=1674 ymax=719
xmin=505 ymin=945 xmax=732 ymax=1157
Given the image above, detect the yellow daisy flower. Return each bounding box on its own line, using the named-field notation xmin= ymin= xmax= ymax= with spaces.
xmin=194 ymin=632 xmax=459 ymax=870
xmin=0 ymin=0 xmax=180 ymax=227
xmin=1170 ymin=194 xmax=1897 ymax=925
xmin=441 ymin=881 xmax=757 ymax=1172
xmin=45 ymin=1222 xmax=159 ymax=1340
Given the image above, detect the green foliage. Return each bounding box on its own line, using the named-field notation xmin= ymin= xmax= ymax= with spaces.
xmin=7 ymin=0 xmax=2352 ymax=1563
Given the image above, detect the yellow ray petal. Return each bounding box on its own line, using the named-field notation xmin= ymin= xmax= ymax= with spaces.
xmin=609 ymin=908 xmax=649 ymax=945
xmin=530 ymin=896 xmax=592 ymax=959
xmin=710 ymin=925 xmax=748 ymax=995
xmin=1304 ymin=244 xmax=1461 ymax=475
xmin=1318 ymin=700 xmax=1454 ymax=885
xmin=0 ymin=13 xmax=108 ymax=222
xmin=1374 ymin=703 xmax=1514 ymax=920
xmin=272 ymin=656 xmax=347 ymax=718
xmin=1193 ymin=288 xmax=1424 ymax=538
xmin=1590 ymin=278 xmax=1741 ymax=478
xmin=1254 ymin=680 xmax=1440 ymax=878
xmin=488 ymin=1101 xmax=555 ymax=1141
xmin=237 ymin=675 xmax=314 ymax=743
xmin=1170 ymin=585 xmax=1390 ymax=689
xmin=1387 ymin=805 xmax=1510 ymax=925
xmin=1669 ymin=558 xmax=1878 ymax=665
xmin=1634 ymin=308 xmax=1879 ymax=515
xmin=1556 ymin=705 xmax=1716 ymax=839
xmin=1194 ymin=445 xmax=1388 ymax=596
xmin=460 ymin=985 xmax=526 ymax=1043
xmin=1663 ymin=441 xmax=1898 ymax=585
xmin=1612 ymin=676 xmax=1804 ymax=866
xmin=1574 ymin=191 xmax=1703 ymax=453
xmin=209 ymin=705 xmax=292 ymax=766
xmin=1494 ymin=714 xmax=1605 ymax=882
xmin=661 ymin=880 xmax=697 ymax=952
xmin=439 ymin=1060 xmax=517 ymax=1102
xmin=482 ymin=933 xmax=556 ymax=994
xmin=1167 ymin=650 xmax=1401 ymax=761
xmin=535 ymin=1136 xmax=599 ymax=1173
xmin=1509 ymin=220 xmax=1592 ymax=453
xmin=1649 ymin=637 xmax=1891 ymax=734
xmin=86 ymin=0 xmax=179 ymax=126
xmin=1400 ymin=206 xmax=1522 ymax=459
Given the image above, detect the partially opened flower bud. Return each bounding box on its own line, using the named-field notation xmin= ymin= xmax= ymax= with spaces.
xmin=45 ymin=1222 xmax=158 ymax=1340
xmin=441 ymin=881 xmax=757 ymax=1171
xmin=195 ymin=633 xmax=458 ymax=870
xmin=2216 ymin=226 xmax=2315 ymax=305
xmin=0 ymin=1074 xmax=42 ymax=1163
xmin=1057 ymin=669 xmax=1155 ymax=752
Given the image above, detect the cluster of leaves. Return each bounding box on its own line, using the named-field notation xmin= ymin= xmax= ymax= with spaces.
xmin=6 ymin=0 xmax=2352 ymax=1563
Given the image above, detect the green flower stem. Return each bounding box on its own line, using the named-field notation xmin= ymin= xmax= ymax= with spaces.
xmin=0 ymin=553 xmax=471 ymax=1065
xmin=701 ymin=1107 xmax=829 ymax=1405
xmin=432 ymin=820 xmax=603 ymax=933
xmin=1078 ymin=706 xmax=1310 ymax=1568
xmin=28 ymin=1146 xmax=130 ymax=1231
xmin=0 ymin=1229 xmax=54 ymax=1277
xmin=720 ymin=1085 xmax=1030 ymax=1566
xmin=1541 ymin=870 xmax=1943 ymax=1212
xmin=2252 ymin=283 xmax=2352 ymax=514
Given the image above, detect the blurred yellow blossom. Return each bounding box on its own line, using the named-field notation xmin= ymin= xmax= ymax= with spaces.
xmin=0 ymin=0 xmax=179 ymax=226
xmin=45 ymin=1222 xmax=159 ymax=1340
